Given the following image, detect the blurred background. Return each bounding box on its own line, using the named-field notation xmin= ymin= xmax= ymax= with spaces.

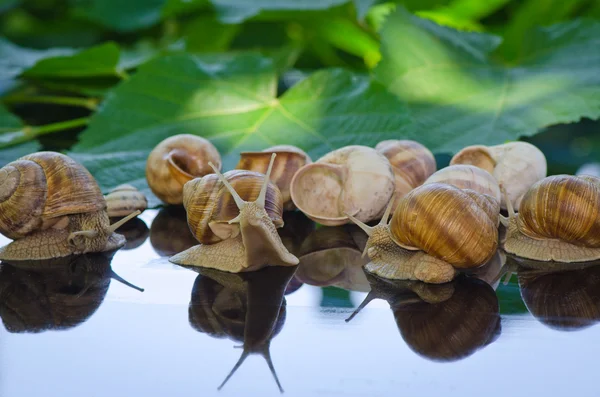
xmin=0 ymin=0 xmax=599 ymax=174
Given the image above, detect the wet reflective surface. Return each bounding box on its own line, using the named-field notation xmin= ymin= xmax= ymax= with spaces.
xmin=1 ymin=209 xmax=600 ymax=397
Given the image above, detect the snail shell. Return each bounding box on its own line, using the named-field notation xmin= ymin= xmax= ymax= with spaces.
xmin=424 ymin=165 xmax=501 ymax=205
xmin=503 ymin=175 xmax=600 ymax=262
xmin=391 ymin=183 xmax=499 ymax=269
xmin=183 ymin=170 xmax=283 ymax=244
xmin=290 ymin=145 xmax=395 ymax=226
xmin=105 ymin=184 xmax=147 ymax=218
xmin=0 ymin=151 xmax=105 ymax=239
xmin=146 ymin=134 xmax=221 ymax=205
xmin=450 ymin=142 xmax=547 ymax=210
xmin=236 ymin=145 xmax=311 ymax=210
xmin=375 ymin=140 xmax=436 ymax=209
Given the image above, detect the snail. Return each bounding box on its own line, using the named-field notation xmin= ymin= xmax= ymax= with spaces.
xmin=187 ymin=265 xmax=297 ymax=392
xmin=347 ymin=183 xmax=499 ymax=284
xmin=346 ymin=272 xmax=500 ymax=362
xmin=295 ymin=225 xmax=370 ymax=291
xmin=169 ymin=154 xmax=299 ymax=273
xmin=290 ymin=145 xmax=395 ymax=226
xmin=0 ymin=251 xmax=143 ymax=333
xmin=0 ymin=152 xmax=141 ymax=261
xmin=450 ymin=141 xmax=547 ymax=210
xmin=423 ymin=164 xmax=501 ymax=204
xmin=236 ymin=145 xmax=312 ymax=210
xmin=375 ymin=140 xmax=436 ymax=210
xmin=146 ymin=134 xmax=221 ymax=205
xmin=105 ymin=184 xmax=147 ymax=219
xmin=502 ymin=175 xmax=600 ymax=262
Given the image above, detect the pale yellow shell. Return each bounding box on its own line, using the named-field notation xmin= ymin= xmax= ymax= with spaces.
xmin=423 ymin=165 xmax=501 ymax=204
xmin=290 ymin=145 xmax=395 ymax=226
xmin=146 ymin=134 xmax=221 ymax=205
xmin=451 ymin=142 xmax=546 ymax=210
xmin=105 ymin=184 xmax=147 ymax=218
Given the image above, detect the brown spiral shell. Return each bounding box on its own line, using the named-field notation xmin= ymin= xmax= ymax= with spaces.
xmin=375 ymin=140 xmax=436 ymax=199
xmin=0 ymin=152 xmax=105 ymax=239
xmin=517 ymin=175 xmax=600 ymax=247
xmin=183 ymin=170 xmax=284 ymax=245
xmin=390 ymin=183 xmax=498 ymax=269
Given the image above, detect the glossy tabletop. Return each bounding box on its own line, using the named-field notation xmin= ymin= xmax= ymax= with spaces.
xmin=0 ymin=209 xmax=598 ymax=397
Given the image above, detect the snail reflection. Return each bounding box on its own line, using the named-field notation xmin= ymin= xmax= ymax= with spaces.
xmin=347 ymin=253 xmax=502 ymax=362
xmin=114 ymin=217 xmax=149 ymax=250
xmin=0 ymin=251 xmax=143 ymax=333
xmin=186 ymin=264 xmax=297 ymax=393
xmin=295 ymin=225 xmax=369 ymax=291
xmin=509 ymin=256 xmax=600 ymax=331
xmin=150 ymin=206 xmax=198 ymax=256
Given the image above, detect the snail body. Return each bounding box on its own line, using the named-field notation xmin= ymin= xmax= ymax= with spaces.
xmin=503 ymin=175 xmax=600 ymax=262
xmin=183 ymin=170 xmax=283 ymax=245
xmin=347 ymin=183 xmax=499 ymax=284
xmin=375 ymin=140 xmax=436 ymax=210
xmin=146 ymin=134 xmax=221 ymax=205
xmin=170 ymin=154 xmax=299 ymax=273
xmin=105 ymin=184 xmax=147 ymax=218
xmin=450 ymin=142 xmax=546 ymax=210
xmin=0 ymin=152 xmax=139 ymax=260
xmin=236 ymin=145 xmax=311 ymax=210
xmin=290 ymin=145 xmax=395 ymax=226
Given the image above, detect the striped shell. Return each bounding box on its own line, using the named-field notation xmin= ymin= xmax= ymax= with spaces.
xmin=375 ymin=140 xmax=436 ymax=208
xmin=183 ymin=170 xmax=284 ymax=244
xmin=146 ymin=134 xmax=221 ymax=205
xmin=105 ymin=184 xmax=147 ymax=218
xmin=424 ymin=165 xmax=501 ymax=205
xmin=236 ymin=145 xmax=311 ymax=210
xmin=0 ymin=152 xmax=105 ymax=239
xmin=390 ymin=183 xmax=498 ymax=269
xmin=517 ymin=175 xmax=600 ymax=247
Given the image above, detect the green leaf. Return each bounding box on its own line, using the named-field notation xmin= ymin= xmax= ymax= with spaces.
xmin=69 ymin=53 xmax=413 ymax=203
xmin=0 ymin=105 xmax=40 ymax=161
xmin=0 ymin=38 xmax=73 ymax=80
xmin=181 ymin=15 xmax=240 ymax=53
xmin=71 ymin=0 xmax=167 ymax=32
xmin=212 ymin=0 xmax=350 ymax=23
xmin=374 ymin=8 xmax=600 ymax=154
xmin=22 ymin=42 xmax=122 ymax=79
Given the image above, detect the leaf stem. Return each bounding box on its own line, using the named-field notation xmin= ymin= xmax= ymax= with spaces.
xmin=2 ymin=95 xmax=99 ymax=110
xmin=0 ymin=117 xmax=90 ymax=149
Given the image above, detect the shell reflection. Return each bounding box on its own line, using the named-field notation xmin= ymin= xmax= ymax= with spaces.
xmin=513 ymin=256 xmax=600 ymax=331
xmin=113 ymin=217 xmax=149 ymax=250
xmin=347 ymin=269 xmax=501 ymax=362
xmin=186 ymin=264 xmax=298 ymax=393
xmin=150 ymin=206 xmax=197 ymax=256
xmin=0 ymin=251 xmax=143 ymax=333
xmin=295 ymin=225 xmax=369 ymax=291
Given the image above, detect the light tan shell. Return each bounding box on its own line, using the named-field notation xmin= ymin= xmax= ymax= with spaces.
xmin=0 ymin=151 xmax=105 ymax=240
xmin=105 ymin=184 xmax=147 ymax=218
xmin=236 ymin=145 xmax=311 ymax=210
xmin=183 ymin=170 xmax=283 ymax=245
xmin=504 ymin=175 xmax=600 ymax=262
xmin=146 ymin=134 xmax=221 ymax=205
xmin=375 ymin=140 xmax=436 ymax=209
xmin=290 ymin=145 xmax=395 ymax=226
xmin=424 ymin=165 xmax=501 ymax=205
xmin=391 ymin=183 xmax=499 ymax=269
xmin=450 ymin=142 xmax=547 ymax=210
